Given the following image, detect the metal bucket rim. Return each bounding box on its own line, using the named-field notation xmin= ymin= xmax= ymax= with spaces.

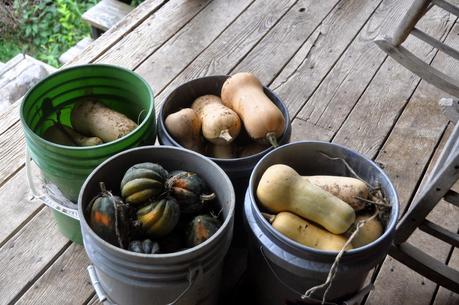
xmin=20 ymin=63 xmax=155 ymax=151
xmin=78 ymin=145 xmax=236 ymax=259
xmin=248 ymin=140 xmax=400 ymax=258
xmin=158 ymin=74 xmax=291 ymax=161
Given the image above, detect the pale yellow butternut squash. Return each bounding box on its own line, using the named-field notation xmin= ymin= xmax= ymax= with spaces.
xmin=256 ymin=164 xmax=356 ymax=234
xmin=265 ymin=212 xmax=351 ymax=251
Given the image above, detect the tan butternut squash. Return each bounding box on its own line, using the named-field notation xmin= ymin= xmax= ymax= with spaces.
xmin=165 ymin=108 xmax=202 ymax=152
xmin=71 ymin=99 xmax=138 ymax=142
xmin=192 ymin=95 xmax=241 ymax=144
xmin=256 ymin=164 xmax=356 ymax=234
xmin=221 ymin=72 xmax=285 ymax=147
xmin=264 ymin=212 xmax=351 ymax=251
xmin=346 ymin=214 xmax=384 ymax=248
xmin=43 ymin=123 xmax=103 ymax=146
xmin=304 ymin=176 xmax=368 ymax=211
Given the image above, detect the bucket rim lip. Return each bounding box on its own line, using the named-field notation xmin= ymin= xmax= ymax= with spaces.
xmin=78 ymin=145 xmax=236 ymax=258
xmin=157 ymin=74 xmax=291 ymax=162
xmin=19 ymin=63 xmax=155 ymax=151
xmin=248 ymin=140 xmax=400 ymax=258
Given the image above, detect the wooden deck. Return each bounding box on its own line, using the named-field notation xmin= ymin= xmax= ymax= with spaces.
xmin=0 ymin=0 xmax=458 ymax=304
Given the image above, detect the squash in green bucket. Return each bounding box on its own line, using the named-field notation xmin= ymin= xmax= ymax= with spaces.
xmin=20 ymin=64 xmax=156 ymax=244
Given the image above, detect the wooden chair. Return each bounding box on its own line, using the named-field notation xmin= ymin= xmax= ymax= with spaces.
xmin=374 ymin=0 xmax=459 ymax=293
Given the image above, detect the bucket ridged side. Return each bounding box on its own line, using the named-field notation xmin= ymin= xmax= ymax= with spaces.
xmin=244 ymin=141 xmax=399 ymax=304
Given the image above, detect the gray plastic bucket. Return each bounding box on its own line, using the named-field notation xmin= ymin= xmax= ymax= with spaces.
xmin=78 ymin=146 xmax=235 ymax=305
xmin=244 ymin=141 xmax=399 ymax=304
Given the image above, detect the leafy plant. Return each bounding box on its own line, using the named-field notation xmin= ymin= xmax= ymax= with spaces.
xmin=0 ymin=0 xmax=97 ymax=66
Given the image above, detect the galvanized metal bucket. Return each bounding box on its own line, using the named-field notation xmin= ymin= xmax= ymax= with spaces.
xmin=244 ymin=141 xmax=399 ymax=304
xmin=78 ymin=146 xmax=235 ymax=305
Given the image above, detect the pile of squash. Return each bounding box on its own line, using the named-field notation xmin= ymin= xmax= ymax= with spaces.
xmin=43 ymin=99 xmax=138 ymax=146
xmin=165 ymin=72 xmax=286 ymax=158
xmin=86 ymin=162 xmax=222 ymax=254
xmin=257 ymin=164 xmax=385 ymax=251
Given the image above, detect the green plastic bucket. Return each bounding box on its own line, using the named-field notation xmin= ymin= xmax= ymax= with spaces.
xmin=20 ymin=64 xmax=156 ymax=244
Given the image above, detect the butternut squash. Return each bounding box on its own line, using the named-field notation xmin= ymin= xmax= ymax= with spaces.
xmin=256 ymin=164 xmax=356 ymax=234
xmin=264 ymin=212 xmax=351 ymax=251
xmin=71 ymin=99 xmax=138 ymax=142
xmin=346 ymin=214 xmax=384 ymax=248
xmin=43 ymin=123 xmax=103 ymax=146
xmin=165 ymin=108 xmax=202 ymax=152
xmin=192 ymin=95 xmax=241 ymax=144
xmin=221 ymin=72 xmax=285 ymax=147
xmin=304 ymin=176 xmax=368 ymax=211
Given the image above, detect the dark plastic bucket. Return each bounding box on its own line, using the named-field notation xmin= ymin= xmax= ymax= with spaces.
xmin=244 ymin=141 xmax=399 ymax=304
xmin=157 ymin=75 xmax=291 ymax=183
xmin=20 ymin=64 xmax=156 ymax=243
xmin=78 ymin=146 xmax=235 ymax=305
xmin=157 ymin=75 xmax=291 ymax=240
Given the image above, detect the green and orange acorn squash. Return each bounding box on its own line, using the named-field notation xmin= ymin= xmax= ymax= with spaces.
xmin=186 ymin=215 xmax=221 ymax=247
xmin=136 ymin=197 xmax=180 ymax=238
xmin=166 ymin=170 xmax=215 ymax=214
xmin=87 ymin=182 xmax=130 ymax=248
xmin=120 ymin=162 xmax=168 ymax=205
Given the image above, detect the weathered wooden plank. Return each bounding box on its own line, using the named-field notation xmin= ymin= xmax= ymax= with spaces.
xmin=82 ymin=0 xmax=133 ymax=32
xmin=0 ymin=99 xmax=20 ymax=136
xmin=135 ymin=0 xmax=253 ymax=93
xmin=155 ymin=0 xmax=329 ymax=108
xmin=96 ymin=0 xmax=213 ymax=69
xmin=0 ymin=53 xmax=26 ymax=76
xmin=332 ymin=6 xmax=454 ymax=157
xmin=87 ymin=295 xmax=99 ymax=305
xmin=230 ymin=0 xmax=344 ymax=85
xmin=59 ymin=37 xmax=94 ymax=65
xmin=0 ymin=208 xmax=69 ymax=305
xmin=294 ymin=0 xmax=411 ymax=136
xmin=67 ymin=0 xmax=167 ymax=66
xmin=264 ymin=0 xmax=383 ymax=118
xmin=0 ymin=167 xmax=42 ymax=246
xmin=15 ymin=244 xmax=93 ymax=305
xmin=0 ymin=121 xmax=26 ymax=186
xmin=433 ymin=247 xmax=459 ymax=305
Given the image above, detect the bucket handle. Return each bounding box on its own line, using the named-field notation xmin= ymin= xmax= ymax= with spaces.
xmin=25 ymin=149 xmax=79 ymax=220
xmin=259 ymin=245 xmax=375 ymax=305
xmin=87 ymin=264 xmax=203 ymax=305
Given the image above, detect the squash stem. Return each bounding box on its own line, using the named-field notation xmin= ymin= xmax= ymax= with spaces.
xmin=261 ymin=212 xmax=275 ymax=223
xmin=266 ymin=132 xmax=279 ymax=148
xmin=200 ymin=192 xmax=216 ymax=202
xmin=219 ymin=129 xmax=233 ymax=143
xmin=99 ymin=182 xmax=107 ymax=193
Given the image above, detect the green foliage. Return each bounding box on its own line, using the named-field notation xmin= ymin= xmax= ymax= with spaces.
xmin=0 ymin=0 xmax=97 ymax=67
xmin=130 ymin=0 xmax=145 ymax=6
xmin=0 ymin=39 xmax=22 ymax=62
